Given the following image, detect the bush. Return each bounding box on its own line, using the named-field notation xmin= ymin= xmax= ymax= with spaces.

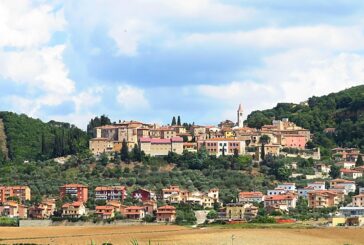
xmin=250 ymin=216 xmax=276 ymax=224
xmin=0 ymin=217 xmax=18 ymax=226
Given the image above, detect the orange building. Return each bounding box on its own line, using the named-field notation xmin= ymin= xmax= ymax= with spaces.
xmin=29 ymin=200 xmax=56 ymax=219
xmin=0 ymin=201 xmax=27 ymax=218
xmin=124 ymin=206 xmax=145 ymax=220
xmin=0 ymin=186 xmax=31 ymax=203
xmin=60 ymin=184 xmax=88 ymax=203
xmin=308 ymin=190 xmax=344 ymax=208
xmin=156 ymin=205 xmax=176 ymax=223
xmin=95 ymin=206 xmax=115 ymax=219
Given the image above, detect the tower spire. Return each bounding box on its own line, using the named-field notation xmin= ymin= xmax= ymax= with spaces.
xmin=237 ymin=104 xmax=244 ymax=128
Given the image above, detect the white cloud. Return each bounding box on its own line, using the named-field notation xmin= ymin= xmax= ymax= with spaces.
xmin=196 ymin=51 xmax=364 ymax=122
xmin=67 ymin=0 xmax=253 ymax=56
xmin=179 ymin=25 xmax=364 ymax=52
xmin=116 ymin=84 xmax=149 ymax=110
xmin=0 ymin=0 xmax=65 ymax=48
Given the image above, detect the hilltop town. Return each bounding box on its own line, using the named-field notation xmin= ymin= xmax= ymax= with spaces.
xmin=1 ymin=102 xmax=364 ymax=228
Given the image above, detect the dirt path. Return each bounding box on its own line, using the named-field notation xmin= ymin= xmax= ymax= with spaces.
xmin=1 ymin=225 xmax=364 ymax=245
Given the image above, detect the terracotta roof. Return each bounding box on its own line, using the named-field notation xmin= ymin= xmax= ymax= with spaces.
xmin=62 ymin=202 xmax=83 ymax=208
xmin=265 ymin=195 xmax=295 ymax=201
xmin=61 ymin=184 xmax=87 ymax=188
xmin=330 ymin=179 xmax=355 ymax=183
xmin=340 ymin=168 xmax=361 ymax=173
xmin=95 ymin=186 xmax=126 ymax=191
xmin=239 ymin=192 xmax=263 ymax=198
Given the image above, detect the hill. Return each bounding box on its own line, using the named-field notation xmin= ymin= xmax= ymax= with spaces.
xmin=0 ymin=112 xmax=89 ymax=161
xmin=246 ymin=85 xmax=364 ymax=153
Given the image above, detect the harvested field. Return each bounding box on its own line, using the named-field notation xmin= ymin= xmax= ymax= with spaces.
xmin=0 ymin=225 xmax=364 ymax=245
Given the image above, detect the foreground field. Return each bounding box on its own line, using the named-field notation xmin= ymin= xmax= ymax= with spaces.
xmin=1 ymin=225 xmax=364 ymax=245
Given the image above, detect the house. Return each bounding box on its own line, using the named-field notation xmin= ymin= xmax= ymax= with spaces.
xmin=360 ymin=187 xmax=364 ymax=194
xmin=308 ymin=190 xmax=344 ymax=208
xmin=95 ymin=206 xmax=115 ymax=219
xmin=132 ymin=188 xmax=156 ymax=202
xmin=106 ymin=200 xmax=127 ymax=214
xmin=264 ymin=194 xmax=297 ymax=211
xmin=162 ymin=185 xmax=180 ymax=201
xmin=340 ymin=168 xmax=363 ymax=179
xmin=139 ymin=137 xmax=184 ymax=156
xmin=281 ymin=134 xmax=307 ymax=149
xmin=336 ymin=161 xmax=356 ymax=169
xmin=238 ymin=192 xmax=264 ymax=203
xmin=60 ymin=184 xmax=88 ymax=203
xmin=61 ymin=202 xmax=86 ymax=218
xmin=207 ymin=188 xmax=219 ymax=202
xmin=197 ymin=138 xmax=246 ymax=157
xmin=267 ymin=188 xmax=288 ymax=196
xmin=28 ymin=200 xmax=56 ymax=219
xmin=143 ymin=200 xmax=157 ymax=215
xmin=0 ymin=201 xmax=27 ymax=218
xmin=156 ymin=205 xmax=176 ymax=222
xmin=298 ymin=182 xmax=326 ymax=198
xmin=277 ymin=183 xmax=296 ymax=191
xmin=225 ymin=203 xmax=258 ymax=221
xmin=95 ymin=186 xmax=127 ymax=201
xmin=352 ymin=194 xmax=364 ymax=207
xmin=315 ymin=163 xmax=331 ymax=174
xmin=0 ymin=186 xmax=31 ymax=203
xmin=329 ymin=179 xmax=356 ymax=193
xmin=89 ymin=138 xmax=114 ymax=155
xmin=332 ymin=148 xmax=360 ymax=162
xmin=124 ymin=206 xmax=145 ymax=220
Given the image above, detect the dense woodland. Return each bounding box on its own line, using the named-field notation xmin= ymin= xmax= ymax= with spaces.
xmin=0 ymin=112 xmax=89 ymax=161
xmin=246 ymin=85 xmax=364 ymax=155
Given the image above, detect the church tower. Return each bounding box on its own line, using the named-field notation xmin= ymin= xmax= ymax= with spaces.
xmin=237 ymin=104 xmax=244 ymax=128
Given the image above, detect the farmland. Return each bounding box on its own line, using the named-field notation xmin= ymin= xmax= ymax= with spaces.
xmin=0 ymin=225 xmax=364 ymax=245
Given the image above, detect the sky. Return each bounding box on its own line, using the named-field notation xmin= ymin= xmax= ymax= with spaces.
xmin=0 ymin=0 xmax=364 ymax=129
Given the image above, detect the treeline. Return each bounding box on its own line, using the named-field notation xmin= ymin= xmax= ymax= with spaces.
xmin=246 ymin=85 xmax=364 ymax=152
xmin=0 ymin=112 xmax=89 ymax=161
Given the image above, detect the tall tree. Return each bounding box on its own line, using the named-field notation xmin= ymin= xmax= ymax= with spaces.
xmin=171 ymin=116 xmax=176 ymax=126
xmin=356 ymin=155 xmax=364 ymax=166
xmin=132 ymin=144 xmax=142 ymax=162
xmin=177 ymin=116 xmax=181 ymax=126
xmin=120 ymin=139 xmax=129 ymax=162
xmin=259 ymin=134 xmax=271 ymax=161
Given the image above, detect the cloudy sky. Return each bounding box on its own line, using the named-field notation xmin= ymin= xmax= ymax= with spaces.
xmin=0 ymin=0 xmax=364 ymax=129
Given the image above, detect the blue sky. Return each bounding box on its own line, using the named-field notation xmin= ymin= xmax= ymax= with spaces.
xmin=0 ymin=0 xmax=364 ymax=129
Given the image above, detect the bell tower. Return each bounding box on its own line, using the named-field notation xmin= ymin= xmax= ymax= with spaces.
xmin=237 ymin=104 xmax=244 ymax=128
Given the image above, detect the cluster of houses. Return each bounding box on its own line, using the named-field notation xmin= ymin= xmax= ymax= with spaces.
xmin=89 ymin=104 xmax=318 ymax=160
xmin=0 ymin=184 xmax=221 ymax=223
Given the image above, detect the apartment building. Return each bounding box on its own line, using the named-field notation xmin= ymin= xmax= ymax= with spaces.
xmin=264 ymin=194 xmax=297 ymax=211
xmin=132 ymin=188 xmax=156 ymax=202
xmin=61 ymin=202 xmax=86 ymax=218
xmin=28 ymin=200 xmax=56 ymax=219
xmin=95 ymin=206 xmax=115 ymax=219
xmin=124 ymin=206 xmax=145 ymax=220
xmin=95 ymin=186 xmax=127 ymax=201
xmin=340 ymin=169 xmax=363 ymax=179
xmin=238 ymin=192 xmax=264 ymax=203
xmin=139 ymin=137 xmax=183 ymax=156
xmin=308 ymin=190 xmax=344 ymax=208
xmin=0 ymin=186 xmax=31 ymax=203
xmin=197 ymin=138 xmax=246 ymax=157
xmin=352 ymin=194 xmax=364 ymax=207
xmin=329 ymin=179 xmax=356 ymax=193
xmin=60 ymin=184 xmax=88 ymax=203
xmin=156 ymin=205 xmax=176 ymax=222
xmin=225 ymin=203 xmax=258 ymax=221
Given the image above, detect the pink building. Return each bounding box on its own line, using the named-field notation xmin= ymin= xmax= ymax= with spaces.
xmin=282 ymin=134 xmax=307 ymax=149
xmin=197 ymin=138 xmax=246 ymax=156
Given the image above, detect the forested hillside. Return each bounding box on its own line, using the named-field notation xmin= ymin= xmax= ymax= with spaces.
xmin=246 ymin=85 xmax=364 ymax=152
xmin=0 ymin=112 xmax=89 ymax=161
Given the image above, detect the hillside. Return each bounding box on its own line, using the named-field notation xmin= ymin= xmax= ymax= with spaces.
xmin=0 ymin=112 xmax=89 ymax=161
xmin=246 ymin=85 xmax=364 ymax=152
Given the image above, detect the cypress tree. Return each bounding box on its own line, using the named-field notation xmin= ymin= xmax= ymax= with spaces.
xmin=171 ymin=116 xmax=176 ymax=126
xmin=177 ymin=116 xmax=181 ymax=126
xmin=120 ymin=139 xmax=129 ymax=162
xmin=356 ymin=155 xmax=364 ymax=166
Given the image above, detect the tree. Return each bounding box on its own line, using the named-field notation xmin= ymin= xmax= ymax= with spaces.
xmin=206 ymin=210 xmax=218 ymax=219
xmin=98 ymin=152 xmax=109 ymax=166
xmin=259 ymin=135 xmax=271 ymax=161
xmin=177 ymin=116 xmax=181 ymax=126
xmin=132 ymin=144 xmax=142 ymax=162
xmin=329 ymin=164 xmax=341 ymax=179
xmin=120 ymin=139 xmax=129 ymax=162
xmin=356 ymin=155 xmax=364 ymax=166
xmin=171 ymin=116 xmax=176 ymax=126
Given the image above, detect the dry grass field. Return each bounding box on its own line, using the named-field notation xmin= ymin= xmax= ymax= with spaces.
xmin=0 ymin=225 xmax=364 ymax=245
